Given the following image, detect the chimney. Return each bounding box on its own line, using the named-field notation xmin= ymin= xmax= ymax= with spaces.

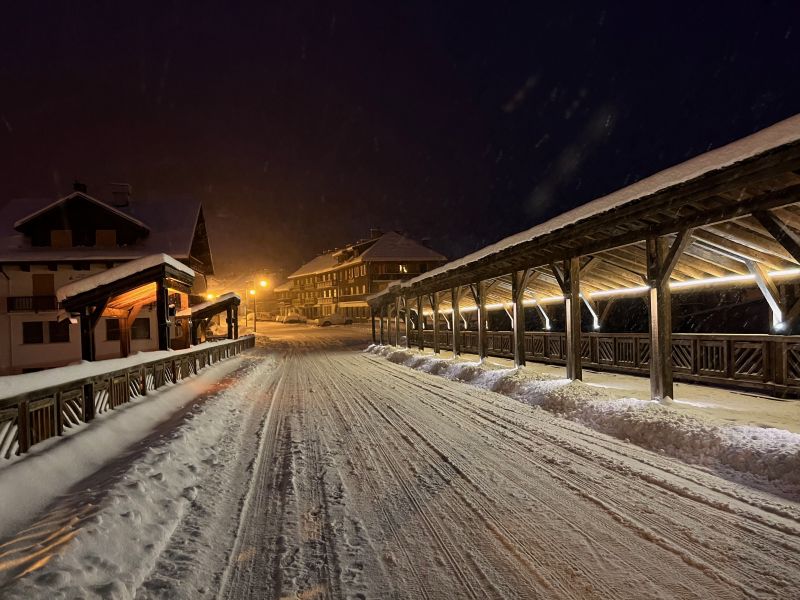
xmin=369 ymin=228 xmax=383 ymax=239
xmin=109 ymin=182 xmax=132 ymax=207
xmin=73 ymin=180 xmax=88 ymax=193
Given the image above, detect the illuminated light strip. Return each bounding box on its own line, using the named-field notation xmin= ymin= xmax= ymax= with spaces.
xmin=416 ymin=267 xmax=800 ymax=315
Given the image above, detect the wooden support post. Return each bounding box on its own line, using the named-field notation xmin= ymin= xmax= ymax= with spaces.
xmin=79 ymin=309 xmax=95 ymax=362
xmin=233 ymin=306 xmax=239 ymax=338
xmin=746 ymin=260 xmax=783 ymax=332
xmin=646 ymin=235 xmax=681 ymax=402
xmin=511 ymin=270 xmax=532 ymax=367
xmin=371 ymin=309 xmax=377 ymax=344
xmin=395 ymin=298 xmax=401 ymax=346
xmin=379 ymin=305 xmax=386 ymax=344
xmin=156 ymin=279 xmax=169 ymax=351
xmin=431 ymin=292 xmax=440 ymax=353
xmin=83 ymin=382 xmax=95 ymax=422
xmin=226 ymin=307 xmax=233 ymax=339
xmin=119 ymin=318 xmax=132 ymax=358
xmin=451 ymin=287 xmax=461 ymax=357
xmin=17 ymin=400 xmax=30 ymax=454
xmin=417 ymin=296 xmax=424 ymax=351
xmin=469 ymin=281 xmax=488 ymax=360
xmin=404 ymin=298 xmax=411 ymax=349
xmin=564 ymin=259 xmax=582 ymax=380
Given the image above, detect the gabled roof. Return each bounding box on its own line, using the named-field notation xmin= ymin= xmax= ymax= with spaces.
xmin=0 ymin=193 xmax=206 ymax=266
xmin=358 ymin=231 xmax=447 ymax=262
xmin=288 ymin=252 xmax=339 ymax=278
xmin=14 ymin=191 xmax=150 ymax=232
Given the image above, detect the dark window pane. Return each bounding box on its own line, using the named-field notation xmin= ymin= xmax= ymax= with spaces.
xmin=106 ymin=318 xmax=120 ymax=341
xmin=131 ymin=317 xmax=151 ymax=340
xmin=22 ymin=321 xmax=44 ymax=344
xmin=48 ymin=320 xmax=70 ymax=343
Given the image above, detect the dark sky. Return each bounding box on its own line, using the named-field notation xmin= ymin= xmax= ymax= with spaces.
xmin=2 ymin=2 xmax=800 ymax=275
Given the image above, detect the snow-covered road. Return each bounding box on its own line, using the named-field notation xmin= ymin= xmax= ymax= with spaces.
xmin=3 ymin=324 xmax=800 ymax=599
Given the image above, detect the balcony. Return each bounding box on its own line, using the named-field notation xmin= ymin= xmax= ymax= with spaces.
xmin=317 ymin=280 xmax=335 ymax=289
xmin=6 ymin=295 xmax=59 ymax=312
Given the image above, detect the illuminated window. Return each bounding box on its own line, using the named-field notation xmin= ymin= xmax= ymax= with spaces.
xmin=399 ymin=264 xmax=408 ymax=273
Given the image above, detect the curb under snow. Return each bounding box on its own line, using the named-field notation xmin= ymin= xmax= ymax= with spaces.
xmin=365 ymin=345 xmax=800 ymax=487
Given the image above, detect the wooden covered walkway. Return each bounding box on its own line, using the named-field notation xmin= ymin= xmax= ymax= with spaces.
xmin=368 ymin=114 xmax=800 ymax=399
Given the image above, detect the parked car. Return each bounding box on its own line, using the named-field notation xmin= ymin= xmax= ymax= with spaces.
xmin=282 ymin=312 xmax=307 ymax=323
xmin=311 ymin=313 xmax=353 ymax=327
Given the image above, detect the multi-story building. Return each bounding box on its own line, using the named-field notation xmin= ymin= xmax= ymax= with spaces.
xmin=278 ymin=230 xmax=446 ymax=320
xmin=0 ymin=183 xmax=213 ymax=373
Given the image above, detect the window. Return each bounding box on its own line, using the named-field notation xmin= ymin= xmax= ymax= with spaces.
xmin=399 ymin=264 xmax=408 ymax=273
xmin=48 ymin=320 xmax=70 ymax=343
xmin=50 ymin=230 xmax=73 ymax=248
xmin=96 ymin=229 xmax=117 ymax=247
xmin=32 ymin=273 xmax=55 ymax=296
xmin=106 ymin=318 xmax=120 ymax=341
xmin=22 ymin=321 xmax=44 ymax=344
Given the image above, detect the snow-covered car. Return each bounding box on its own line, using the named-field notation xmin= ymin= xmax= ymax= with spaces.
xmin=311 ymin=313 xmax=353 ymax=327
xmin=282 ymin=312 xmax=307 ymax=324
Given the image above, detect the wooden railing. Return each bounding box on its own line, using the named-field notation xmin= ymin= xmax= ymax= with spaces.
xmin=6 ymin=295 xmax=59 ymax=312
xmin=0 ymin=335 xmax=256 ymax=460
xmin=407 ymin=330 xmax=800 ymax=396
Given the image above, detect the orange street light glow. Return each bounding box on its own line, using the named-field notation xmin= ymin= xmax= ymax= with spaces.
xmin=249 ymin=289 xmax=256 ymax=295
xmin=260 ymin=280 xmax=268 ymax=287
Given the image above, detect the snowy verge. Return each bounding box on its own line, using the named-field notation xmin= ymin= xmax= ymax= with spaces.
xmin=0 ymin=356 xmax=245 ymax=541
xmin=365 ymin=345 xmax=800 ymax=486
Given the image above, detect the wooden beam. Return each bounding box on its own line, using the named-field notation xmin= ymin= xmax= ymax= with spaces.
xmin=564 ymin=257 xmax=582 ymax=380
xmin=660 ymin=229 xmax=694 ymax=282
xmin=371 ymin=309 xmax=377 ymax=344
xmin=451 ymin=287 xmax=461 ymax=357
xmin=646 ymin=237 xmax=673 ymax=401
xmin=395 ymin=297 xmax=401 ymax=346
xmin=753 ymin=209 xmax=800 ymax=264
xmin=404 ymin=297 xmax=411 ymax=349
xmin=379 ymin=304 xmax=385 ymax=345
xmin=511 ymin=271 xmax=527 ymax=367
xmin=469 ymin=281 xmax=488 ymax=360
xmin=746 ymin=260 xmax=782 ymax=331
xmin=417 ymin=296 xmax=424 ymax=351
xmin=430 ymin=292 xmax=440 ymax=353
xmin=156 ymin=280 xmax=169 ymax=351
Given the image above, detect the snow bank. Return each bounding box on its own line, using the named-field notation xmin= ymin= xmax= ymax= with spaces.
xmin=366 ymin=345 xmax=800 ymax=485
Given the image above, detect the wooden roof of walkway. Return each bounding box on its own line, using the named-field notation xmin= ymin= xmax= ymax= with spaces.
xmin=369 ymin=113 xmax=800 ymax=328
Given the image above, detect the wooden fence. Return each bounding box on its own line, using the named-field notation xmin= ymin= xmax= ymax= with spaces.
xmin=407 ymin=330 xmax=800 ymax=397
xmin=0 ymin=335 xmax=256 ymax=460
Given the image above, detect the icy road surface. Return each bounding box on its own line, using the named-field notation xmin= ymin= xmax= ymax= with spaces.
xmin=2 ymin=324 xmax=800 ymax=599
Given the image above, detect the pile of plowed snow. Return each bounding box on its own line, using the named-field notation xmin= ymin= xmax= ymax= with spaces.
xmin=366 ymin=345 xmax=800 ymax=486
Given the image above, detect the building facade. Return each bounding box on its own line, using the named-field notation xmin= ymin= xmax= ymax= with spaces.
xmin=278 ymin=230 xmax=446 ymax=320
xmin=0 ymin=183 xmax=213 ymax=374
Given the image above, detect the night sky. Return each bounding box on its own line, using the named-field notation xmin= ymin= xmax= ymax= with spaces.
xmin=2 ymin=2 xmax=800 ymax=275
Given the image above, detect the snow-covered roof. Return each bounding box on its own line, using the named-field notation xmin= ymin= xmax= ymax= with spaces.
xmin=358 ymin=231 xmax=446 ymax=262
xmin=400 ymin=112 xmax=800 ymax=288
xmin=0 ymin=194 xmax=204 ymax=264
xmin=288 ymin=252 xmax=339 ymax=278
xmin=176 ymin=292 xmax=240 ymax=317
xmin=14 ymin=191 xmax=150 ymax=231
xmin=57 ymin=253 xmax=195 ymax=302
xmin=273 ymin=281 xmax=293 ymax=292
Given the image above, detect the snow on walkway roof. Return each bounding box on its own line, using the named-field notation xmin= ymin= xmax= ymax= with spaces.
xmin=57 ymin=253 xmax=195 ymax=302
xmin=176 ymin=292 xmax=240 ymax=317
xmin=396 ymin=112 xmax=800 ymax=290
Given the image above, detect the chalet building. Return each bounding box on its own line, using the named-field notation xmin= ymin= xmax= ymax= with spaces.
xmin=279 ymin=230 xmax=446 ymax=320
xmin=0 ymin=183 xmax=214 ymax=374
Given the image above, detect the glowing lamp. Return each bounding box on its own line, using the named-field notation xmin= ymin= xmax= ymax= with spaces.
xmin=260 ymin=280 xmax=268 ymax=287
xmin=249 ymin=289 xmax=256 ymax=295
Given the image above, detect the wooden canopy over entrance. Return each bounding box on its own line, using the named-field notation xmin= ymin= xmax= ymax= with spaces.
xmin=368 ymin=114 xmax=800 ymax=400
xmin=59 ymin=254 xmax=195 ymax=361
xmin=176 ymin=292 xmax=241 ymax=344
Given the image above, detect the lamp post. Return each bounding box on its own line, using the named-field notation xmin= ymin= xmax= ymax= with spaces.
xmin=247 ymin=279 xmax=269 ymax=333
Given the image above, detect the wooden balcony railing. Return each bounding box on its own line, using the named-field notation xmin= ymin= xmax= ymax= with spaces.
xmin=0 ymin=335 xmax=256 ymax=460
xmin=406 ymin=330 xmax=800 ymax=397
xmin=6 ymin=295 xmax=59 ymax=312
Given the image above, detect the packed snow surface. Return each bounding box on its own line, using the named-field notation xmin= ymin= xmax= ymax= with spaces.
xmin=56 ymin=253 xmax=194 ymax=301
xmin=2 ymin=324 xmax=800 ymax=599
